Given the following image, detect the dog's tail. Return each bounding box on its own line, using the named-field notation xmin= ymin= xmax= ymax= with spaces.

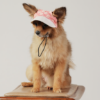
xmin=68 ymin=60 xmax=75 ymax=69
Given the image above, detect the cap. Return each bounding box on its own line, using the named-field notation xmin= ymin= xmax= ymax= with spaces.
xmin=32 ymin=9 xmax=57 ymax=28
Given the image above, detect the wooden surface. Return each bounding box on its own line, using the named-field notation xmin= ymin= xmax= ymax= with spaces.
xmin=0 ymin=97 xmax=75 ymax=100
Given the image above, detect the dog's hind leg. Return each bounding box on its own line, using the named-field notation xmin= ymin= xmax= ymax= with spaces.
xmin=21 ymin=65 xmax=33 ymax=87
xmin=26 ymin=65 xmax=33 ymax=82
xmin=22 ymin=65 xmax=46 ymax=88
xmin=61 ymin=66 xmax=71 ymax=88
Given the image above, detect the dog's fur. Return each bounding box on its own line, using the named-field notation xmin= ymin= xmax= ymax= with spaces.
xmin=22 ymin=3 xmax=74 ymax=93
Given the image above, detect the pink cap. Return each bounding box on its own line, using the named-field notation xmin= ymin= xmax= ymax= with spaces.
xmin=32 ymin=9 xmax=57 ymax=28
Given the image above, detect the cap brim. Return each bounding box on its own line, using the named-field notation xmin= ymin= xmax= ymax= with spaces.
xmin=32 ymin=16 xmax=56 ymax=28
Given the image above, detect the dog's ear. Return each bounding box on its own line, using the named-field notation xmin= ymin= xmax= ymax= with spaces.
xmin=23 ymin=3 xmax=38 ymax=17
xmin=52 ymin=7 xmax=66 ymax=24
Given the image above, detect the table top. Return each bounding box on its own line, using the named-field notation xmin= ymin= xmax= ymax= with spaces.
xmin=4 ymin=84 xmax=78 ymax=97
xmin=1 ymin=84 xmax=85 ymax=100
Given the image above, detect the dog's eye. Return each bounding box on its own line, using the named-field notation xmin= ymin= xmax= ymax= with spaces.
xmin=34 ymin=23 xmax=38 ymax=26
xmin=43 ymin=24 xmax=48 ymax=29
xmin=44 ymin=24 xmax=48 ymax=27
xmin=31 ymin=21 xmax=38 ymax=26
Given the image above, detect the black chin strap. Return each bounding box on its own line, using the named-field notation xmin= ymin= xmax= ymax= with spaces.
xmin=38 ymin=33 xmax=48 ymax=57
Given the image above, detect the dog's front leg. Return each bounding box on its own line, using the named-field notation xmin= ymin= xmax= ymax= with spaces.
xmin=53 ymin=60 xmax=66 ymax=93
xmin=31 ymin=61 xmax=41 ymax=92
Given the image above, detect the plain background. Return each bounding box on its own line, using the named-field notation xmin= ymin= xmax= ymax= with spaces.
xmin=0 ymin=0 xmax=100 ymax=100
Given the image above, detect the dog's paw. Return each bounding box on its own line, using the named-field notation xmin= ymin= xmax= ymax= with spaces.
xmin=21 ymin=82 xmax=28 ymax=87
xmin=53 ymin=88 xmax=61 ymax=93
xmin=47 ymin=86 xmax=53 ymax=90
xmin=31 ymin=87 xmax=40 ymax=93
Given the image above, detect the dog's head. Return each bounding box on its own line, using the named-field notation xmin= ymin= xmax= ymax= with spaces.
xmin=23 ymin=3 xmax=66 ymax=38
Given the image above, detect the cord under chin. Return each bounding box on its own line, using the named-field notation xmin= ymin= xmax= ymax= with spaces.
xmin=38 ymin=32 xmax=49 ymax=57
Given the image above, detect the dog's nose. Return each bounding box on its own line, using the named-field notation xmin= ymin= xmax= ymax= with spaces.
xmin=36 ymin=31 xmax=40 ymax=35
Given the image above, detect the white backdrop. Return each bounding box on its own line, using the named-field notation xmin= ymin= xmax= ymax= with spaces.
xmin=0 ymin=0 xmax=100 ymax=100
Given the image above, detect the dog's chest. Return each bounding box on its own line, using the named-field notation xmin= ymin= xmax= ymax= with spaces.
xmin=39 ymin=43 xmax=57 ymax=69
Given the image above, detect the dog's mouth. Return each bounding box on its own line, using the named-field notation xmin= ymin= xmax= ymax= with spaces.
xmin=36 ymin=32 xmax=49 ymax=38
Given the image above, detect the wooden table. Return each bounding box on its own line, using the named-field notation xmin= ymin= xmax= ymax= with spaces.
xmin=0 ymin=85 xmax=85 ymax=100
xmin=0 ymin=97 xmax=75 ymax=100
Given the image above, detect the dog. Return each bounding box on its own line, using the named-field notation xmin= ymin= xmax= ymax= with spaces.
xmin=21 ymin=3 xmax=74 ymax=93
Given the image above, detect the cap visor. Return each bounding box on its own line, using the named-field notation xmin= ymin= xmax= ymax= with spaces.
xmin=32 ymin=16 xmax=56 ymax=28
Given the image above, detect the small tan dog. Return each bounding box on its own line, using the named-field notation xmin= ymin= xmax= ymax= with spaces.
xmin=22 ymin=3 xmax=74 ymax=93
